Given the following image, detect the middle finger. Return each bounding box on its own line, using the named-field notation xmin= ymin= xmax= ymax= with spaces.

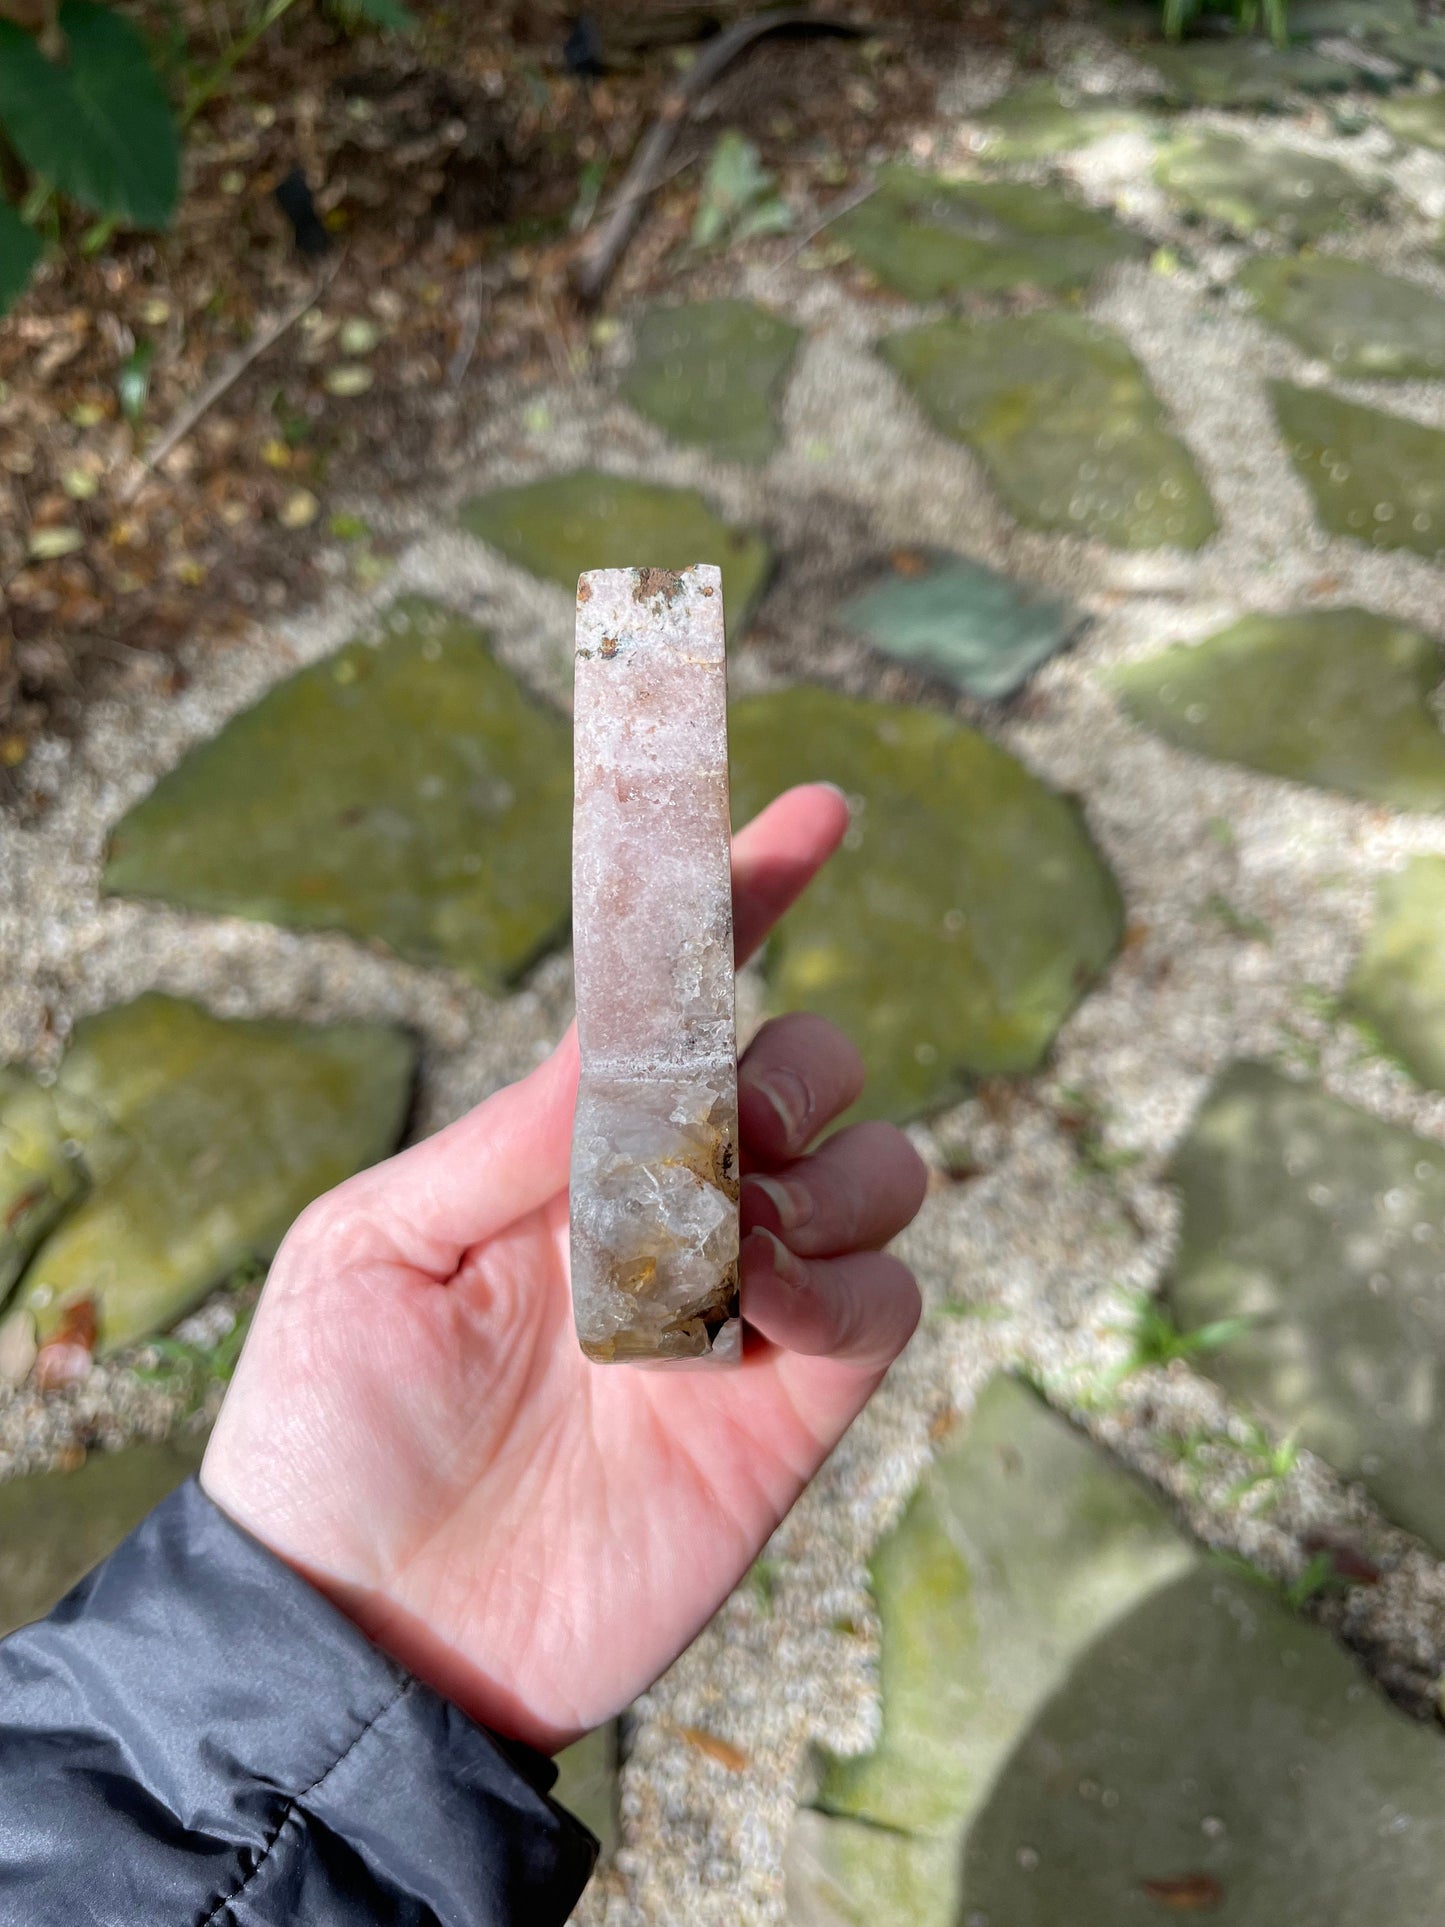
xmin=741 ymin=1120 xmax=928 ymax=1258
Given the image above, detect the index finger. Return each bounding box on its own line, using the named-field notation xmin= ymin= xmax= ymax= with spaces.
xmin=731 ymin=782 xmax=849 ymax=965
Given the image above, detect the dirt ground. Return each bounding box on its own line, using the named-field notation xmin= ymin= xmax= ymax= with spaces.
xmin=0 ymin=0 xmax=999 ymax=795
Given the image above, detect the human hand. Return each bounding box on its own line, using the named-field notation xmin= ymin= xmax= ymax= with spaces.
xmin=201 ymin=784 xmax=925 ymax=1755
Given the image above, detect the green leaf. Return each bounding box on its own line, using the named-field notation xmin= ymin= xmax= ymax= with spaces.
xmin=117 ymin=338 xmax=154 ymax=425
xmin=691 ymin=131 xmax=779 ymax=249
xmin=1189 ymin=1314 xmax=1256 ymax=1353
xmin=0 ymin=200 xmax=41 ymax=316
xmin=733 ymin=195 xmax=794 ymax=241
xmin=0 ymin=2 xmax=180 ymax=228
xmin=344 ymin=0 xmax=418 ymax=27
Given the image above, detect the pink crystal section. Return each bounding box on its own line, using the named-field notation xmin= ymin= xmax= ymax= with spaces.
xmin=570 ymin=564 xmax=740 ymax=1365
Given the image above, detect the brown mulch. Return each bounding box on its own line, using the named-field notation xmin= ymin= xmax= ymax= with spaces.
xmin=0 ymin=0 xmax=1000 ymax=798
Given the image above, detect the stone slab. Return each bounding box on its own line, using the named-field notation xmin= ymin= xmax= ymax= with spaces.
xmin=836 ymin=164 xmax=1143 ymax=301
xmin=1347 ymin=856 xmax=1445 ymax=1092
xmin=620 ymin=298 xmax=801 ymax=464
xmin=460 ymin=470 xmax=771 ymax=639
xmin=0 ymin=1435 xmax=207 ymax=1638
xmin=1111 ymin=607 xmax=1445 ymax=810
xmin=790 ymin=1372 xmax=1445 ymax=1926
xmin=730 ymin=686 xmax=1123 ymax=1122
xmin=1271 ymin=380 xmax=1445 ymax=565
xmin=104 ymin=598 xmax=574 ymax=991
xmin=881 ymin=313 xmax=1216 ymax=551
xmin=1155 ymin=130 xmax=1380 ymax=239
xmin=1240 ymin=254 xmax=1445 ymax=379
xmin=1169 ymin=1059 xmax=1445 ymax=1550
xmin=838 ymin=550 xmax=1084 ymax=700
xmin=10 ymin=994 xmax=415 ymax=1354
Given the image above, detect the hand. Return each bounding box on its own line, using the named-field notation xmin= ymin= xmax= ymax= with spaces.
xmin=201 ymin=785 xmax=925 ymax=1754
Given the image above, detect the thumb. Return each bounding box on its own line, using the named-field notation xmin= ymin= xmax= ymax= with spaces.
xmin=339 ymin=1027 xmax=579 ymax=1274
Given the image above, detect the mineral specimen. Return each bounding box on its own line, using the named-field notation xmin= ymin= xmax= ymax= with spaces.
xmin=570 ymin=564 xmax=741 ymax=1365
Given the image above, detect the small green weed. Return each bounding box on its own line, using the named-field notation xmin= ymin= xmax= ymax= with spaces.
xmin=1201 ymin=893 xmax=1271 ymax=944
xmin=1221 ymin=1419 xmax=1299 ymax=1510
xmin=1056 ymin=1087 xmax=1146 ymax=1179
xmin=748 ymin=1558 xmax=778 ymax=1610
xmin=691 ymin=132 xmax=793 ymax=249
xmin=131 ymin=1294 xmax=257 ymax=1414
xmin=1284 ymin=1550 xmax=1349 ymax=1611
xmin=1108 ymin=1293 xmax=1253 ymax=1383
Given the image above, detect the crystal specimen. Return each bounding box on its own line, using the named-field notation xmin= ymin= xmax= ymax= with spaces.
xmin=570 ymin=564 xmax=740 ymax=1365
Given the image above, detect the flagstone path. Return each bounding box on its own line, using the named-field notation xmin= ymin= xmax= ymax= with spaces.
xmin=5 ymin=5 xmax=1445 ymax=1920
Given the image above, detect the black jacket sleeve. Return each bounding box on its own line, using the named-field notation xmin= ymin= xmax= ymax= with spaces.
xmin=0 ymin=1478 xmax=598 ymax=1925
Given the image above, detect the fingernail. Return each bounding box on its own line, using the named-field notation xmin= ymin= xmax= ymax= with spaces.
xmin=820 ymin=781 xmax=851 ymax=821
xmin=749 ymin=1227 xmax=805 ymax=1287
xmin=744 ymin=1173 xmax=813 ymax=1234
xmin=750 ymin=1067 xmax=811 ymax=1146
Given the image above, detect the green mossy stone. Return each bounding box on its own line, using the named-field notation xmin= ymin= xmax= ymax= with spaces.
xmin=459 ymin=470 xmax=771 ymax=638
xmin=1376 ymin=21 xmax=1445 ymax=74
xmin=967 ymin=81 xmax=1146 ymax=161
xmin=1290 ymin=0 xmax=1414 ymax=31
xmin=552 ymin=1723 xmax=620 ymax=1855
xmin=838 ymin=551 xmax=1083 ymax=700
xmin=1347 ymin=856 xmax=1445 ymax=1091
xmin=619 ymin=298 xmax=801 ymax=464
xmin=788 ymin=1812 xmax=954 ymax=1927
xmin=13 ymin=994 xmax=415 ymax=1353
xmin=1154 ymin=130 xmax=1380 ymax=239
xmin=836 ymin=164 xmax=1143 ymax=301
xmin=1142 ymin=39 xmax=1355 ymax=105
xmin=0 ymin=1071 xmax=86 ymax=1300
xmin=1378 ymin=90 xmax=1445 ymax=150
xmin=789 ymin=1373 xmax=1445 ymax=1927
xmin=880 ymin=313 xmax=1217 ymax=551
xmin=103 ymin=598 xmax=574 ymax=989
xmin=0 ymin=1435 xmax=207 ymax=1638
xmin=729 ymin=687 xmax=1123 ymax=1123
xmin=815 ymin=1378 xmax=1193 ymax=1842
xmin=1168 ymin=1060 xmax=1445 ymax=1549
xmin=1240 ymin=255 xmax=1445 ymax=379
xmin=1271 ymin=380 xmax=1445 ymax=564
xmin=963 ymin=1564 xmax=1445 ymax=1924
xmin=1110 ymin=608 xmax=1445 ymax=810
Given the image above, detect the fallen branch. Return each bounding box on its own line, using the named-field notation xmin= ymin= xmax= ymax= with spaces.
xmin=120 ymin=263 xmax=336 ymax=502
xmin=570 ymin=8 xmax=867 ymax=306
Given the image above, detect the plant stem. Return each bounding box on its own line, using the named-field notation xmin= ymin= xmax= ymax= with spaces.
xmin=182 ymin=0 xmax=301 ymax=127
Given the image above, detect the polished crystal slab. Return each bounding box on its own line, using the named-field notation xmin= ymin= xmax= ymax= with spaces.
xmin=570 ymin=564 xmax=740 ymax=1364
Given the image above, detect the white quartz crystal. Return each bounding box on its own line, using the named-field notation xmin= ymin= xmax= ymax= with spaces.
xmin=570 ymin=565 xmax=740 ymax=1364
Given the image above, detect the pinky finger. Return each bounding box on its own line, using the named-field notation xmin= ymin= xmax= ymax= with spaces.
xmin=741 ymin=1229 xmax=921 ymax=1372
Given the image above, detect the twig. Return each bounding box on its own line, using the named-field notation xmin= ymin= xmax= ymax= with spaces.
xmin=447 ymin=264 xmax=485 ymax=388
xmin=570 ymin=8 xmax=867 ymax=306
xmin=588 ymin=149 xmax=701 ymax=229
xmin=765 ymin=178 xmax=877 ymax=273
xmin=120 ymin=267 xmax=334 ymax=502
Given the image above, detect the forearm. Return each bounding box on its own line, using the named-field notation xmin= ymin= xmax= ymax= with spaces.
xmin=0 ymin=1480 xmax=596 ymax=1925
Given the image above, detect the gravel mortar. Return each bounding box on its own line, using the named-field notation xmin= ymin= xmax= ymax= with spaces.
xmin=5 ymin=29 xmax=1445 ymax=1923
